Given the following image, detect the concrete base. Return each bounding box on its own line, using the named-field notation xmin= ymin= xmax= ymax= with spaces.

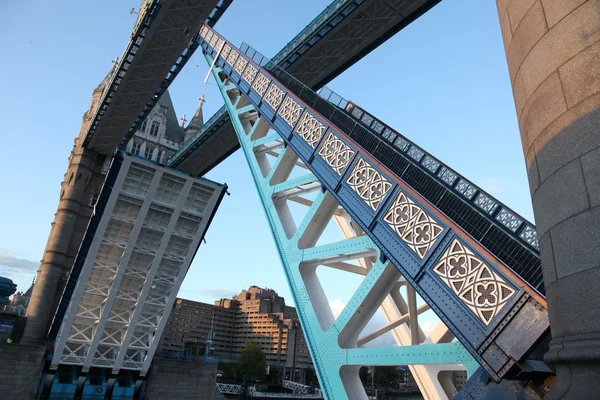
xmin=144 ymin=358 xmax=218 ymax=400
xmin=0 ymin=342 xmax=46 ymax=399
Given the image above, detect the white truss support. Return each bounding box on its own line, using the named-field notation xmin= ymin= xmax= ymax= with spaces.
xmin=407 ymin=286 xmax=422 ymax=345
xmin=140 ymin=186 xmax=223 ymax=375
xmin=334 ymin=215 xmax=463 ymax=400
xmin=273 ymin=180 xmax=321 ymax=201
xmin=112 ymin=178 xmax=193 ymax=373
xmin=298 ymin=192 xmax=341 ymax=249
xmin=337 ymin=261 xmax=403 ymax=348
xmin=322 ymin=261 xmax=368 ymax=276
xmin=53 ymin=155 xmax=225 ymax=376
xmin=51 ymin=158 xmax=130 ymax=369
xmin=255 ymin=139 xmax=285 ymax=155
xmin=266 ymin=150 xmax=310 ymax=170
xmin=357 ymin=303 xmax=430 ymax=347
xmin=82 ymin=171 xmax=163 ymax=371
xmin=429 ymin=323 xmax=455 ymax=345
xmin=270 ymin=146 xmax=302 ymax=185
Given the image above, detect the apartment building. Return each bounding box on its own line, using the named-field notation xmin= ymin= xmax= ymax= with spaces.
xmin=158 ymin=286 xmax=313 ymax=383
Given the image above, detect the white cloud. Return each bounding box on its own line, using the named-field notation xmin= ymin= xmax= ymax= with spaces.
xmin=0 ymin=251 xmax=38 ymax=275
xmin=421 ymin=321 xmax=437 ymax=336
xmin=329 ymin=298 xmax=346 ymax=318
xmin=0 ymin=250 xmax=38 ymax=293
xmin=189 ymin=288 xmax=238 ymax=299
xmin=482 ymin=177 xmax=514 ymax=195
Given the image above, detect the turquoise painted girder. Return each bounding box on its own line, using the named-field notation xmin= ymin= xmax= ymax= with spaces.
xmin=197 ymin=24 xmax=552 ymax=386
xmin=210 ymin=58 xmax=477 ymax=399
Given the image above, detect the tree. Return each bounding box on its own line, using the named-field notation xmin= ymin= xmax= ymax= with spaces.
xmin=238 ymin=341 xmax=267 ymax=382
xmin=374 ymin=366 xmax=398 ymax=387
xmin=221 ymin=362 xmax=239 ymax=382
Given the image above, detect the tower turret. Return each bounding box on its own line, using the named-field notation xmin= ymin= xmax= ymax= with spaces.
xmin=183 ymin=94 xmax=205 ymax=142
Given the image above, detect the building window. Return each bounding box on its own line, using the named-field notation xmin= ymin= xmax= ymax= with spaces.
xmin=144 ymin=146 xmax=153 ymax=159
xmin=132 ymin=142 xmax=141 ymax=156
xmin=150 ymin=121 xmax=160 ymax=136
xmin=141 ymin=120 xmax=147 ymax=132
xmin=157 ymin=150 xmax=164 ymax=163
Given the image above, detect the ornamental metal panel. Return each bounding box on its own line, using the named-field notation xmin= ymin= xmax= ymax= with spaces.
xmin=51 ymin=153 xmax=226 ymax=375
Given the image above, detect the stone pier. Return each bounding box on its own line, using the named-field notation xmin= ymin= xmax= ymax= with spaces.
xmin=496 ymin=1 xmax=600 ymax=398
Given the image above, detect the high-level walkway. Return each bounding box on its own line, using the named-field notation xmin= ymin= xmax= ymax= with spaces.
xmin=168 ymin=0 xmax=441 ymax=176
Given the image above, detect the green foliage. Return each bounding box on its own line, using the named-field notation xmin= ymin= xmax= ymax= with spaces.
xmin=221 ymin=362 xmax=238 ymax=382
xmin=374 ymin=366 xmax=398 ymax=386
xmin=359 ymin=366 xmax=369 ymax=384
xmin=238 ymin=341 xmax=267 ymax=382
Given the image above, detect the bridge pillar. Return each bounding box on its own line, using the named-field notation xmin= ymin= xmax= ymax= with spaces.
xmin=22 ymin=141 xmax=105 ymax=343
xmin=496 ymin=1 xmax=600 ymax=398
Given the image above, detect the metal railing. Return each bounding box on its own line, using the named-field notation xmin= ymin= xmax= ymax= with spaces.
xmin=282 ymin=380 xmax=319 ymax=394
xmin=216 ymin=383 xmax=243 ymax=394
xmin=235 ymin=41 xmax=544 ymax=292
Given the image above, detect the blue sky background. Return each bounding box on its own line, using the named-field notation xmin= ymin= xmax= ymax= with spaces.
xmin=0 ymin=0 xmax=531 ymax=315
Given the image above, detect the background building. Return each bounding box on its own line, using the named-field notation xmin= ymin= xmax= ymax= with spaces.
xmin=158 ymin=286 xmax=314 ymax=384
xmin=3 ymin=279 xmax=34 ymax=316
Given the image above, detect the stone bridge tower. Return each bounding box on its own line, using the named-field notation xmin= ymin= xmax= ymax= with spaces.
xmin=496 ymin=1 xmax=600 ymax=398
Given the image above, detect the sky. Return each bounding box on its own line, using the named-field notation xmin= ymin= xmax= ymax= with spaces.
xmin=0 ymin=0 xmax=532 ymax=330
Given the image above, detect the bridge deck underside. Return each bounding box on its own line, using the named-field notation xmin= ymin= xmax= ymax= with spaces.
xmin=169 ymin=0 xmax=441 ymax=175
xmin=279 ymin=0 xmax=441 ymax=89
xmin=84 ymin=0 xmax=222 ymax=155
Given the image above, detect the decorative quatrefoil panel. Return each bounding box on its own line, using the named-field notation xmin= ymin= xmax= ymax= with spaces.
xmin=295 ymin=112 xmax=326 ymax=148
xmin=252 ymin=74 xmax=270 ymax=96
xmin=383 ymin=191 xmax=443 ymax=258
xmin=346 ymin=158 xmax=392 ymax=211
xmin=277 ymin=97 xmax=303 ymax=126
xmin=433 ymin=239 xmax=516 ymax=325
xmin=263 ymin=84 xmax=284 ymax=109
xmin=318 ymin=132 xmax=355 ymax=175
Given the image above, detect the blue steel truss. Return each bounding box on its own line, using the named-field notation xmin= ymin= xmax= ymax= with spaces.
xmin=210 ymin=53 xmax=476 ymax=400
xmin=198 ymin=25 xmax=550 ymax=387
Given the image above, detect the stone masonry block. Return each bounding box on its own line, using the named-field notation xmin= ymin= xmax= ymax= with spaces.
xmin=507 ymin=1 xmax=548 ymax=83
xmin=541 ymin=0 xmax=588 ymax=28
xmin=535 ymin=106 xmax=600 ymax=182
xmin=559 ymin=39 xmax=600 ymax=107
xmin=520 ymin=0 xmax=600 ymax=98
xmin=519 ymin=72 xmax=567 ymax=151
xmin=581 ymin=145 xmax=600 ymax=207
xmin=550 ymin=206 xmax=600 ymax=280
xmin=532 ymin=157 xmax=589 ymax=236
xmin=507 ymin=0 xmax=538 ymax=33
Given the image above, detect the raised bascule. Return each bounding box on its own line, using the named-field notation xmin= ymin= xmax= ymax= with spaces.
xmin=16 ymin=0 xmax=600 ymax=399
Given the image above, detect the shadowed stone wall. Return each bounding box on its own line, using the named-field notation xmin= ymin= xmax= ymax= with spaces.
xmin=145 ymin=359 xmax=218 ymax=400
xmin=0 ymin=343 xmax=45 ymax=399
xmin=496 ymin=1 xmax=600 ymax=398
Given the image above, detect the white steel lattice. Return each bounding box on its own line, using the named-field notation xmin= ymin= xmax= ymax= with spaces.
xmin=52 ymin=155 xmax=224 ymax=375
